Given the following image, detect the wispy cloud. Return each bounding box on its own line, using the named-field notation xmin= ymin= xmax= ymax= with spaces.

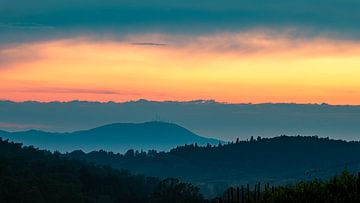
xmin=0 ymin=122 xmax=50 ymax=130
xmin=2 ymin=30 xmax=360 ymax=70
xmin=0 ymin=44 xmax=41 ymax=68
xmin=0 ymin=22 xmax=54 ymax=29
xmin=15 ymin=87 xmax=119 ymax=95
xmin=124 ymin=30 xmax=360 ymax=56
xmin=131 ymin=42 xmax=168 ymax=46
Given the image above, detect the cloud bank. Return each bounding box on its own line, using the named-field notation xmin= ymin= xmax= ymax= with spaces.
xmin=1 ymin=0 xmax=360 ymax=45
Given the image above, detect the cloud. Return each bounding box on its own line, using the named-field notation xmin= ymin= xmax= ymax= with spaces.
xmin=14 ymin=87 xmax=120 ymax=95
xmin=0 ymin=22 xmax=54 ymax=29
xmin=0 ymin=122 xmax=50 ymax=130
xmin=0 ymin=44 xmax=42 ymax=68
xmin=1 ymin=0 xmax=360 ymax=46
xmin=131 ymin=42 xmax=168 ymax=46
xmin=2 ymin=30 xmax=360 ymax=69
xmin=124 ymin=30 xmax=360 ymax=56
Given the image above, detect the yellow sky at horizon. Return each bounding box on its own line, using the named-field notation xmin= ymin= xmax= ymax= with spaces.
xmin=1 ymin=33 xmax=360 ymax=104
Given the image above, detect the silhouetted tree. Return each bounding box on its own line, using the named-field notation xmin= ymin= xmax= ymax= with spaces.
xmin=150 ymin=178 xmax=204 ymax=203
xmin=125 ymin=149 xmax=135 ymax=158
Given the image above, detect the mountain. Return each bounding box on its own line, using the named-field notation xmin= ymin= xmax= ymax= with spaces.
xmin=2 ymin=100 xmax=360 ymax=141
xmin=65 ymin=135 xmax=360 ymax=197
xmin=0 ymin=121 xmax=221 ymax=152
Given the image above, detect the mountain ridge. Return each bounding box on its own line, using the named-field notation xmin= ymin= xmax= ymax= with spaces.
xmin=0 ymin=121 xmax=221 ymax=153
xmin=2 ymin=99 xmax=360 ymax=106
xmin=2 ymin=100 xmax=360 ymax=141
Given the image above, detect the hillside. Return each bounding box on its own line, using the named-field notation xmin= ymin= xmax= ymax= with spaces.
xmin=0 ymin=138 xmax=205 ymax=203
xmin=1 ymin=135 xmax=360 ymax=202
xmin=0 ymin=122 xmax=220 ymax=152
xmin=65 ymin=135 xmax=360 ymax=196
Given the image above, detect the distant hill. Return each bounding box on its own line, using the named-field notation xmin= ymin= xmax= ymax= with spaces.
xmin=0 ymin=121 xmax=221 ymax=152
xmin=2 ymin=100 xmax=360 ymax=141
xmin=65 ymin=135 xmax=360 ymax=197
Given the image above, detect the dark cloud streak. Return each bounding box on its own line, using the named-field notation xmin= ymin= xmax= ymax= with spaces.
xmin=1 ymin=0 xmax=360 ymax=45
xmin=131 ymin=42 xmax=168 ymax=46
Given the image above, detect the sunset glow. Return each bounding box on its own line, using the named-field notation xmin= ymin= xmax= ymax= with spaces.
xmin=2 ymin=33 xmax=360 ymax=104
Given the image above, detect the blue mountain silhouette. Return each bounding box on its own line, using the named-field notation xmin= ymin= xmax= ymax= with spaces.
xmin=0 ymin=121 xmax=221 ymax=152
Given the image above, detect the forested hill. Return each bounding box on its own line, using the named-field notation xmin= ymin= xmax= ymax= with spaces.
xmin=65 ymin=136 xmax=360 ymax=196
xmin=0 ymin=138 xmax=205 ymax=203
xmin=1 ymin=137 xmax=360 ymax=202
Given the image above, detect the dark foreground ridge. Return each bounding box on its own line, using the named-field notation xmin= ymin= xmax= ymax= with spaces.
xmin=65 ymin=135 xmax=360 ymax=196
xmin=0 ymin=138 xmax=205 ymax=203
xmin=1 ymin=137 xmax=360 ymax=203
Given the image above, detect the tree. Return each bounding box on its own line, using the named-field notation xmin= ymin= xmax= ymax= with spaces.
xmin=125 ymin=149 xmax=135 ymax=158
xmin=250 ymin=136 xmax=254 ymax=142
xmin=150 ymin=178 xmax=204 ymax=203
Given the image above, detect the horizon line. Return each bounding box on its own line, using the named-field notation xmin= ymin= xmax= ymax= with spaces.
xmin=1 ymin=99 xmax=360 ymax=106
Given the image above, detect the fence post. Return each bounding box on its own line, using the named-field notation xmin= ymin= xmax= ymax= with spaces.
xmin=227 ymin=188 xmax=230 ymax=203
xmin=242 ymin=185 xmax=244 ymax=203
xmin=357 ymin=172 xmax=360 ymax=194
xmin=247 ymin=184 xmax=250 ymax=203
xmin=237 ymin=187 xmax=240 ymax=203
xmin=231 ymin=187 xmax=234 ymax=203
xmin=257 ymin=182 xmax=260 ymax=200
xmin=254 ymin=184 xmax=257 ymax=202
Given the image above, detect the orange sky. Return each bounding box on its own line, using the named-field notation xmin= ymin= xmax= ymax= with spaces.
xmin=1 ymin=32 xmax=360 ymax=104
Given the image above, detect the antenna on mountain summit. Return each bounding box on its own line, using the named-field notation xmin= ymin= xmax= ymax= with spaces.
xmin=154 ymin=113 xmax=161 ymax=122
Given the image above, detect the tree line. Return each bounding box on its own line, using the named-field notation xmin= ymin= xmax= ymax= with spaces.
xmin=2 ymin=135 xmax=360 ymax=202
xmin=0 ymin=138 xmax=205 ymax=203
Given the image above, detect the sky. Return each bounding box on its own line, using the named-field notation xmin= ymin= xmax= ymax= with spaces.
xmin=1 ymin=0 xmax=360 ymax=104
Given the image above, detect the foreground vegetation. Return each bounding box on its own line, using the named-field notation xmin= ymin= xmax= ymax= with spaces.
xmin=215 ymin=171 xmax=360 ymax=203
xmin=1 ymin=136 xmax=360 ymax=203
xmin=0 ymin=138 xmax=205 ymax=203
